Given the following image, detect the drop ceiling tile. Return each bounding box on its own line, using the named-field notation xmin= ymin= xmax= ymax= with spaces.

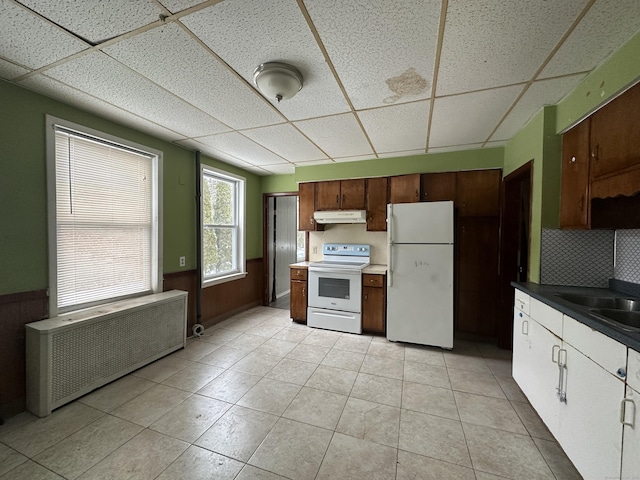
xmin=175 ymin=138 xmax=255 ymax=169
xmin=241 ymin=124 xmax=328 ymax=163
xmin=158 ymin=0 xmax=202 ymax=14
xmin=357 ymin=101 xmax=429 ymax=153
xmin=294 ymin=159 xmax=334 ymax=167
xmin=491 ymin=74 xmax=587 ymax=141
xmin=305 ymin=0 xmax=441 ymax=110
xmin=0 ymin=0 xmax=87 ymax=69
xmin=19 ymin=74 xmax=185 ymax=142
xmin=245 ymin=166 xmax=271 ymax=176
xmin=44 ymin=51 xmax=229 ymax=138
xmin=428 ymin=143 xmax=484 ymax=154
xmin=0 ymin=59 xmax=29 ymax=80
xmin=429 ymin=85 xmax=523 ymax=148
xmin=18 ymin=0 xmax=164 ymax=44
xmin=378 ymin=149 xmax=426 ymax=159
xmin=180 ymin=0 xmax=349 ymax=120
xmin=333 ymin=154 xmax=378 ymax=163
xmin=294 ymin=113 xmax=374 ymax=158
xmin=103 ymin=23 xmax=283 ymax=130
xmin=261 ymin=164 xmax=296 ymax=175
xmin=196 ymin=132 xmax=287 ymax=166
xmin=437 ymin=0 xmax=586 ymax=96
xmin=541 ymin=0 xmax=640 ymax=78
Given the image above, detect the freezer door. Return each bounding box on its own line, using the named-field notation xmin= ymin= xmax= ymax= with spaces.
xmin=388 ymin=201 xmax=453 ymax=244
xmin=386 ymin=244 xmax=453 ymax=349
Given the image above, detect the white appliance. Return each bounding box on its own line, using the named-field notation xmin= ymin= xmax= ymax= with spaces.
xmin=386 ymin=201 xmax=454 ymax=349
xmin=313 ymin=210 xmax=366 ymax=224
xmin=307 ymin=243 xmax=370 ymax=334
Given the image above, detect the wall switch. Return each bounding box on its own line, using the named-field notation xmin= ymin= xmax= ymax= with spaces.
xmin=313 ymin=246 xmax=318 ymax=254
xmin=179 ymin=256 xmax=186 ymax=267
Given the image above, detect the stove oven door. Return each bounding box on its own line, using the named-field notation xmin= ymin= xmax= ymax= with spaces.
xmin=307 ymin=267 xmax=362 ymax=313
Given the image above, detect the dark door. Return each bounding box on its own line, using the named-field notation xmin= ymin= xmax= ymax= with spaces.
xmin=497 ymin=162 xmax=532 ymax=349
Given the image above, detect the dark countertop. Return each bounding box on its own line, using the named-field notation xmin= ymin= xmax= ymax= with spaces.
xmin=512 ymin=282 xmax=640 ymax=352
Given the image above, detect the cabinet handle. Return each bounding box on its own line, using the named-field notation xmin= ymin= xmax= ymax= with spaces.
xmin=310 ymin=216 xmax=314 ymax=225
xmin=621 ymin=399 xmax=636 ymax=428
xmin=302 ymin=287 xmax=305 ymax=297
xmin=364 ymin=294 xmax=368 ymax=301
xmin=557 ymin=348 xmax=567 ymax=403
xmin=521 ymin=320 xmax=528 ymax=335
xmin=591 ymin=144 xmax=599 ymax=161
xmin=415 ymin=190 xmax=419 ymax=199
xmin=551 ymin=344 xmax=560 ymax=363
xmin=570 ymin=156 xmax=576 ymax=164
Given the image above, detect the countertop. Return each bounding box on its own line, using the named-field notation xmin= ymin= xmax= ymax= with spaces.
xmin=288 ymin=262 xmax=387 ymax=274
xmin=513 ymin=282 xmax=640 ymax=352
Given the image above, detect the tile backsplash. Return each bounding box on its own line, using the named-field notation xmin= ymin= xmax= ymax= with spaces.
xmin=615 ymin=229 xmax=640 ymax=284
xmin=309 ymin=225 xmax=387 ymax=264
xmin=540 ymin=228 xmax=640 ymax=287
xmin=540 ymin=229 xmax=614 ymax=287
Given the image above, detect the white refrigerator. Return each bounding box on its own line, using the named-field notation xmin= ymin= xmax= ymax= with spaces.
xmin=386 ymin=201 xmax=454 ymax=349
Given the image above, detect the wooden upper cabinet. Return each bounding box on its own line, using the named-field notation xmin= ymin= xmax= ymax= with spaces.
xmin=456 ymin=170 xmax=501 ymax=217
xmin=316 ymin=181 xmax=341 ymax=210
xmin=366 ymin=177 xmax=388 ymax=231
xmin=590 ymin=82 xmax=640 ymax=181
xmin=315 ymin=179 xmax=365 ymax=210
xmin=560 ymin=119 xmax=591 ymax=229
xmin=340 ymin=179 xmax=366 ymax=210
xmin=421 ymin=172 xmax=457 ymax=202
xmin=389 ymin=174 xmax=421 ymax=203
xmin=298 ymin=182 xmax=320 ymax=231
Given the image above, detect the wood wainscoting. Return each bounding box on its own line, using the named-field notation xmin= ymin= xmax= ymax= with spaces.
xmin=0 ymin=289 xmax=48 ymax=419
xmin=164 ymin=258 xmax=265 ymax=332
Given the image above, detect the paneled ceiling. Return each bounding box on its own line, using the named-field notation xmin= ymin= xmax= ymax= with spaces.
xmin=2 ymin=0 xmax=640 ymax=175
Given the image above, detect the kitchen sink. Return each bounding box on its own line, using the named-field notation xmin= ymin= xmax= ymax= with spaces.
xmin=555 ymin=293 xmax=640 ymax=311
xmin=589 ymin=309 xmax=640 ymax=332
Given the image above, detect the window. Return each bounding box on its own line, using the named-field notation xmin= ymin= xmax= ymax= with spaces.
xmin=46 ymin=116 xmax=162 ymax=316
xmin=201 ymin=165 xmax=246 ymax=285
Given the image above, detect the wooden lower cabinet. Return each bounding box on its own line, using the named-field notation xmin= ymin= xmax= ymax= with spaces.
xmin=290 ymin=267 xmax=308 ymax=323
xmin=362 ymin=274 xmax=386 ymax=334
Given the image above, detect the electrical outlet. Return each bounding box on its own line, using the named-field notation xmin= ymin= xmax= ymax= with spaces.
xmin=313 ymin=246 xmax=318 ymax=254
xmin=179 ymin=256 xmax=186 ymax=267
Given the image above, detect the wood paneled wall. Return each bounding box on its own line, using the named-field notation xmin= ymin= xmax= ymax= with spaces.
xmin=164 ymin=258 xmax=265 ymax=332
xmin=0 ymin=290 xmax=48 ymax=419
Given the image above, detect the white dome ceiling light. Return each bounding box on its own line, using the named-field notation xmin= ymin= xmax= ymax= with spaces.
xmin=253 ymin=62 xmax=303 ymax=103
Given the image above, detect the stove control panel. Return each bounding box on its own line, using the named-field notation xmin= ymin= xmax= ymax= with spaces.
xmin=322 ymin=243 xmax=370 ymax=257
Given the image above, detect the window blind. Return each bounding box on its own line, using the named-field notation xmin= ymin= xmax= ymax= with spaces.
xmin=54 ymin=128 xmax=154 ymax=310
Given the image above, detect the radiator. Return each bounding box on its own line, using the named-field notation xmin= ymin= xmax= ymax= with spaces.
xmin=26 ymin=290 xmax=188 ymax=417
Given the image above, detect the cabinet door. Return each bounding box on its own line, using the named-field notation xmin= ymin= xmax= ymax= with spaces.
xmin=290 ymin=279 xmax=307 ymax=323
xmin=456 ymin=170 xmax=501 ymax=217
xmin=622 ymin=385 xmax=640 ymax=479
xmin=298 ymin=183 xmax=320 ymax=231
xmin=512 ymin=308 xmax=532 ymax=390
xmin=362 ymin=284 xmax=385 ymax=333
xmin=456 ymin=217 xmax=499 ymax=336
xmin=366 ymin=177 xmax=388 ymax=231
xmin=590 ymin=82 xmax=640 ymax=179
xmin=421 ymin=172 xmax=456 ymax=202
xmin=525 ymin=319 xmax=562 ymax=439
xmin=340 ymin=179 xmax=366 ymax=210
xmin=560 ymin=119 xmax=591 ymax=229
xmin=316 ymin=181 xmax=341 ymax=211
xmin=389 ymin=174 xmax=420 ymax=203
xmin=557 ymin=342 xmax=625 ymax=479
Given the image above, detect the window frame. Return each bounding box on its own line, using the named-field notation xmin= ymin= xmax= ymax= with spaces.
xmin=200 ymin=164 xmax=246 ymax=287
xmin=46 ymin=115 xmax=163 ymax=317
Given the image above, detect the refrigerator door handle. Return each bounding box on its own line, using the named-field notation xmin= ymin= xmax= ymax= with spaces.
xmin=387 ymin=204 xmax=393 ymax=288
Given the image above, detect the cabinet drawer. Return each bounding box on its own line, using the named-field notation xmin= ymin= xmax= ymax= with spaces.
xmin=290 ymin=268 xmax=308 ymax=281
xmin=363 ymin=274 xmax=384 ymax=287
xmin=514 ymin=289 xmax=530 ymax=316
xmin=562 ymin=314 xmax=627 ymax=377
xmin=530 ymin=297 xmax=563 ymax=337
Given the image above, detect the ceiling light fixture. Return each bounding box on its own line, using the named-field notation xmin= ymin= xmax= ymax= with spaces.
xmin=253 ymin=62 xmax=303 ymax=103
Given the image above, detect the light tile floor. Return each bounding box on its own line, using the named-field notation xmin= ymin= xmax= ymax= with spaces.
xmin=0 ymin=306 xmax=582 ymax=480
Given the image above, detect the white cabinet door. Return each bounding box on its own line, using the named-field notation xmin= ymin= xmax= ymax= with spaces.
xmin=526 ymin=319 xmax=563 ymax=439
xmin=621 ymin=385 xmax=640 ymax=479
xmin=558 ymin=342 xmax=625 ymax=479
xmin=512 ymin=308 xmax=531 ymax=389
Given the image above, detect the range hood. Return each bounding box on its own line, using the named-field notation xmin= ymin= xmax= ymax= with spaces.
xmin=313 ymin=210 xmax=367 ymax=224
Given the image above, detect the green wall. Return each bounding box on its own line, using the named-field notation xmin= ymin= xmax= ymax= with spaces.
xmin=0 ymin=80 xmax=262 ymax=296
